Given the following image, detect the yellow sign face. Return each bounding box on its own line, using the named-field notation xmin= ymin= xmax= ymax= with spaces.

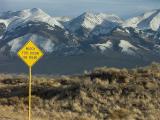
xmin=17 ymin=40 xmax=44 ymax=67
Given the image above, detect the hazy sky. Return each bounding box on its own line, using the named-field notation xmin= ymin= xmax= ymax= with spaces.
xmin=0 ymin=0 xmax=160 ymax=18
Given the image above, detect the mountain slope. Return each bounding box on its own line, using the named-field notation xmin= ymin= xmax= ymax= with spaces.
xmin=5 ymin=8 xmax=63 ymax=32
xmin=0 ymin=8 xmax=160 ymax=69
xmin=0 ymin=8 xmax=82 ymax=55
xmin=124 ymin=9 xmax=160 ymax=31
xmin=65 ymin=12 xmax=123 ymax=37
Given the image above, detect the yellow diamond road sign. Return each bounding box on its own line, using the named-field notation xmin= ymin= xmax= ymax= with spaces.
xmin=17 ymin=40 xmax=44 ymax=67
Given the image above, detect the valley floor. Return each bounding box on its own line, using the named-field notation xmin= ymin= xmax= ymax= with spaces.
xmin=0 ymin=63 xmax=160 ymax=120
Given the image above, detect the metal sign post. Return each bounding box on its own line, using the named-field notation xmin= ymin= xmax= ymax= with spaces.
xmin=17 ymin=40 xmax=44 ymax=120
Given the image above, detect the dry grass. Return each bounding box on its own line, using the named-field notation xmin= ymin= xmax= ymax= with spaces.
xmin=0 ymin=63 xmax=160 ymax=120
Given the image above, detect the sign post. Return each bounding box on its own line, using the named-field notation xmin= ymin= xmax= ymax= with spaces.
xmin=17 ymin=40 xmax=44 ymax=120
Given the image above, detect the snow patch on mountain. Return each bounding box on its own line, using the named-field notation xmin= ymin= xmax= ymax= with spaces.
xmin=8 ymin=38 xmax=22 ymax=53
xmin=91 ymin=40 xmax=113 ymax=52
xmin=0 ymin=36 xmax=3 ymax=39
xmin=55 ymin=16 xmax=72 ymax=22
xmin=0 ymin=19 xmax=10 ymax=27
xmin=8 ymin=34 xmax=55 ymax=53
xmin=119 ymin=40 xmax=138 ymax=55
xmin=150 ymin=13 xmax=160 ymax=31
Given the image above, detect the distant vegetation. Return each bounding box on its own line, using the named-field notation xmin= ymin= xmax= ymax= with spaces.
xmin=0 ymin=63 xmax=160 ymax=120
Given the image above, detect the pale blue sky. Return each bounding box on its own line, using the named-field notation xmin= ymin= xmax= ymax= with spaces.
xmin=0 ymin=0 xmax=160 ymax=18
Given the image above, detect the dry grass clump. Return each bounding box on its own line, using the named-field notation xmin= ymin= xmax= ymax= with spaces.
xmin=0 ymin=63 xmax=160 ymax=120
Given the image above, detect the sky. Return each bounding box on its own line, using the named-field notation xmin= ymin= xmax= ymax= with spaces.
xmin=0 ymin=0 xmax=160 ymax=18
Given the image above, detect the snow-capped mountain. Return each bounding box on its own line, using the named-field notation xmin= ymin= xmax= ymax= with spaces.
xmin=5 ymin=8 xmax=63 ymax=32
xmin=0 ymin=8 xmax=160 ymax=61
xmin=0 ymin=8 xmax=82 ymax=56
xmin=124 ymin=9 xmax=160 ymax=31
xmin=65 ymin=12 xmax=123 ymax=37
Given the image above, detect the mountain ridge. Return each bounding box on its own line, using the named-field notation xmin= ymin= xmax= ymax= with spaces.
xmin=0 ymin=8 xmax=160 ymax=67
xmin=124 ymin=9 xmax=160 ymax=31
